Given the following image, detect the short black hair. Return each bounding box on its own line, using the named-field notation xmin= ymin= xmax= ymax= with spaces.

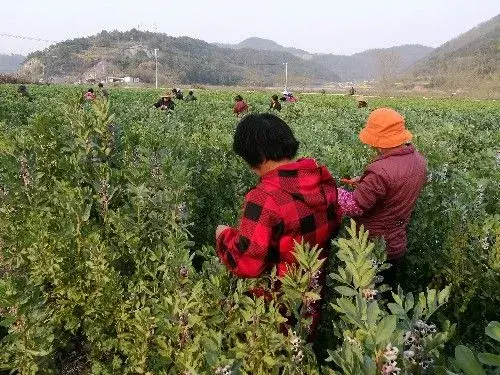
xmin=88 ymin=88 xmax=94 ymax=93
xmin=189 ymin=90 xmax=193 ymax=95
xmin=272 ymin=94 xmax=278 ymax=100
xmin=233 ymin=113 xmax=299 ymax=168
xmin=98 ymin=83 xmax=104 ymax=87
xmin=234 ymin=95 xmax=243 ymax=101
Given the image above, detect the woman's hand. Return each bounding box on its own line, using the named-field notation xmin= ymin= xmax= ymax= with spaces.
xmin=340 ymin=176 xmax=360 ymax=187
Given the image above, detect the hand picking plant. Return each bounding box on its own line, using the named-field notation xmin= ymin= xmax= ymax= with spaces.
xmin=326 ymin=221 xmax=454 ymax=375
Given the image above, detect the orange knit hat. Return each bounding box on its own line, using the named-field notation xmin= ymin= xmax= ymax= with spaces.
xmin=359 ymin=108 xmax=413 ymax=148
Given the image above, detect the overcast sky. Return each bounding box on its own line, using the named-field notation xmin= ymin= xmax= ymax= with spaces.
xmin=1 ymin=0 xmax=499 ymax=55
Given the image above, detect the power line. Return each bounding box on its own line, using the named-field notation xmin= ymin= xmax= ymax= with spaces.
xmin=0 ymin=33 xmax=57 ymax=43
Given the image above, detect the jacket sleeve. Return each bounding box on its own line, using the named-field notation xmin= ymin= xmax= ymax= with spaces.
xmin=353 ymin=170 xmax=387 ymax=212
xmin=216 ymin=188 xmax=282 ymax=278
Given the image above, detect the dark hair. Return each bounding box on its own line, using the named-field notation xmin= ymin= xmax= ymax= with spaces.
xmin=172 ymin=88 xmax=177 ymax=93
xmin=272 ymin=94 xmax=278 ymax=100
xmin=234 ymin=95 xmax=243 ymax=101
xmin=189 ymin=90 xmax=193 ymax=95
xmin=88 ymin=88 xmax=94 ymax=93
xmin=98 ymin=83 xmax=104 ymax=88
xmin=233 ymin=113 xmax=299 ymax=168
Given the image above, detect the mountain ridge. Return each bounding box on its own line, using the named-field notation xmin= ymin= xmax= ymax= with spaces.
xmin=411 ymin=14 xmax=500 ymax=80
xmin=19 ymin=30 xmax=340 ymax=86
xmin=219 ymin=37 xmax=434 ymax=80
xmin=0 ymin=54 xmax=26 ymax=73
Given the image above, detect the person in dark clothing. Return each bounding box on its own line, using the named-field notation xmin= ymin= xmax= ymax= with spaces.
xmin=184 ymin=90 xmax=197 ymax=102
xmin=349 ymin=87 xmax=356 ymax=96
xmin=357 ymin=96 xmax=368 ymax=108
xmin=153 ymin=95 xmax=176 ymax=111
xmin=216 ymin=113 xmax=341 ymax=338
xmin=270 ymin=94 xmax=282 ymax=111
xmin=172 ymin=88 xmax=183 ymax=100
xmin=17 ymin=85 xmax=32 ymax=101
xmin=97 ymin=82 xmax=109 ymax=99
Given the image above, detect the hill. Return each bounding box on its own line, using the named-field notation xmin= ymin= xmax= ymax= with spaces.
xmin=312 ymin=45 xmax=433 ymax=81
xmin=21 ymin=30 xmax=340 ymax=86
xmin=217 ymin=37 xmax=313 ymax=59
xmin=411 ymin=14 xmax=500 ymax=81
xmin=220 ymin=37 xmax=433 ymax=81
xmin=0 ymin=54 xmax=25 ymax=73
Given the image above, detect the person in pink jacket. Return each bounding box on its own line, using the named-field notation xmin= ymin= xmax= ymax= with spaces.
xmin=339 ymin=108 xmax=427 ymax=289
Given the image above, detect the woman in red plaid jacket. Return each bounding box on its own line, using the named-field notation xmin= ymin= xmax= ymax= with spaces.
xmin=215 ymin=113 xmax=342 ymax=336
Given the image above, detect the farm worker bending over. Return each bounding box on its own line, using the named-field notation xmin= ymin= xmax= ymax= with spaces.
xmin=338 ymin=108 xmax=427 ymax=288
xmin=215 ymin=113 xmax=342 ymax=335
xmin=184 ymin=90 xmax=197 ymax=102
xmin=83 ymin=88 xmax=96 ymax=101
xmin=97 ymin=82 xmax=109 ymax=99
xmin=233 ymin=95 xmax=248 ymax=117
xmin=18 ymin=85 xmax=32 ymax=101
xmin=270 ymin=94 xmax=282 ymax=112
xmin=172 ymin=88 xmax=184 ymax=100
xmin=153 ymin=94 xmax=176 ymax=111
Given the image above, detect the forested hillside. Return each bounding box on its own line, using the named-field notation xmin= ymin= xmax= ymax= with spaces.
xmin=23 ymin=30 xmax=339 ymax=86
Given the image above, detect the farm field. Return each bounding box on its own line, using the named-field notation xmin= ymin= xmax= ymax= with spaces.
xmin=0 ymin=85 xmax=499 ymax=374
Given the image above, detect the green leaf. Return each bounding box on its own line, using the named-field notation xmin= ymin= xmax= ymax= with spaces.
xmin=375 ymin=315 xmax=397 ymax=345
xmin=366 ymin=301 xmax=379 ymax=326
xmin=334 ymin=286 xmax=358 ymax=297
xmin=387 ymin=303 xmax=407 ymax=316
xmin=455 ymin=345 xmax=486 ymax=375
xmin=405 ymin=292 xmax=414 ymax=312
xmin=485 ymin=321 xmax=500 ymax=342
xmin=477 ymin=353 xmax=500 ymax=367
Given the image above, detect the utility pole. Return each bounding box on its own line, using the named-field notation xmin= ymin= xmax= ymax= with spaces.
xmin=283 ymin=62 xmax=288 ymax=92
xmin=154 ymin=48 xmax=158 ymax=89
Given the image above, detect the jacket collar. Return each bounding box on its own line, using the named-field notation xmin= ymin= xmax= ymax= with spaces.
xmin=260 ymin=158 xmax=318 ymax=180
xmin=373 ymin=144 xmax=415 ymax=162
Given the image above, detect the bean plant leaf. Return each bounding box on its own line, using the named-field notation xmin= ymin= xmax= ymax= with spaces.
xmin=334 ymin=286 xmax=358 ymax=297
xmin=375 ymin=315 xmax=397 ymax=345
xmin=485 ymin=321 xmax=500 ymax=342
xmin=477 ymin=353 xmax=500 ymax=367
xmin=455 ymin=345 xmax=486 ymax=375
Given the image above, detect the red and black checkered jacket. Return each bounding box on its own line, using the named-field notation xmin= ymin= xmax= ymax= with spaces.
xmin=216 ymin=158 xmax=341 ymax=278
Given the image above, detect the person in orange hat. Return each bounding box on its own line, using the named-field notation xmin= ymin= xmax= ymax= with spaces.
xmin=338 ymin=107 xmax=427 ymax=289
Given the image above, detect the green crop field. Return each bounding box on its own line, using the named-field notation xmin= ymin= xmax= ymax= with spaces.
xmin=0 ymin=85 xmax=499 ymax=374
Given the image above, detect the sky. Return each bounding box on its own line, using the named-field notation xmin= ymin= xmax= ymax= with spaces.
xmin=1 ymin=0 xmax=499 ymax=56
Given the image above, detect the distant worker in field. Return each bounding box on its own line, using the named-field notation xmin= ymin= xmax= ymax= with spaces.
xmin=281 ymin=91 xmax=298 ymax=103
xmin=349 ymin=86 xmax=356 ymax=96
xmin=269 ymin=94 xmax=282 ymax=112
xmin=357 ymin=96 xmax=368 ymax=108
xmin=172 ymin=88 xmax=184 ymax=100
xmin=17 ymin=85 xmax=32 ymax=101
xmin=83 ymin=88 xmax=96 ymax=101
xmin=233 ymin=95 xmax=248 ymax=117
xmin=153 ymin=94 xmax=176 ymax=111
xmin=338 ymin=108 xmax=427 ymax=290
xmin=184 ymin=90 xmax=197 ymax=102
xmin=97 ymin=82 xmax=109 ymax=99
xmin=215 ymin=113 xmax=341 ymax=337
